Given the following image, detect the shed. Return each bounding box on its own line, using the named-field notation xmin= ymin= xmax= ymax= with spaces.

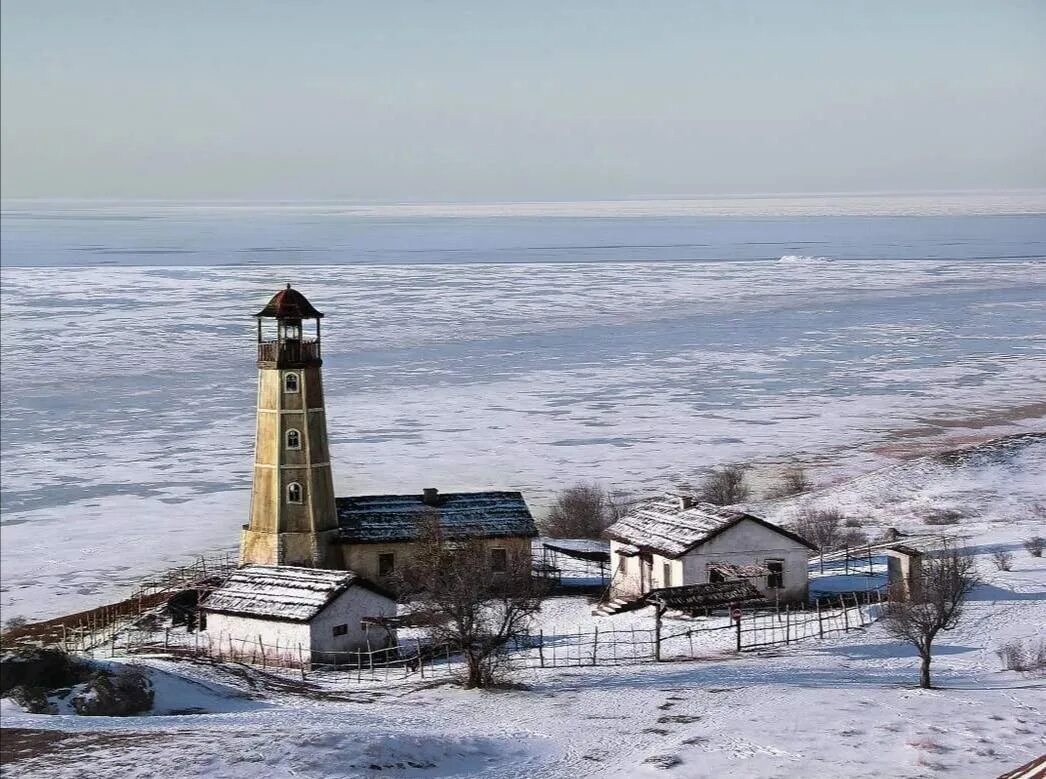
xmin=201 ymin=565 xmax=396 ymax=665
xmin=605 ymin=495 xmax=817 ymax=604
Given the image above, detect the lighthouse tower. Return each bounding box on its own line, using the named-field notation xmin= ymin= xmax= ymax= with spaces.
xmin=240 ymin=285 xmax=340 ymax=568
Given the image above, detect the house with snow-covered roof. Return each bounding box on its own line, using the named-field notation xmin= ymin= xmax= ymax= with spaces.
xmin=604 ymin=495 xmax=816 ymax=605
xmin=334 ymin=488 xmax=538 ymax=584
xmin=201 ymin=565 xmax=397 ymax=664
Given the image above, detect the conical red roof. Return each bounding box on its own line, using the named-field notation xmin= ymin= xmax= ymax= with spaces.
xmin=255 ymin=284 xmax=324 ymax=319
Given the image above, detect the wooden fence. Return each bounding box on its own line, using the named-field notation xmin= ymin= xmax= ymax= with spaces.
xmin=113 ymin=590 xmax=882 ymax=684
xmin=2 ymin=553 xmax=237 ymax=650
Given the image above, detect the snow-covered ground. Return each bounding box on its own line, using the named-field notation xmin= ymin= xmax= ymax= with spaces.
xmin=3 ymin=437 xmax=1044 ymax=778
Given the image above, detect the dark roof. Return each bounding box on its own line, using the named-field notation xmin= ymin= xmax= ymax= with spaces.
xmin=606 ymin=495 xmax=818 ymax=558
xmin=541 ymin=538 xmax=611 ymax=563
xmin=255 ymin=284 xmax=324 ymax=320
xmin=336 ymin=491 xmax=538 ymax=544
xmin=646 ymin=580 xmax=763 ymax=611
xmin=201 ymin=565 xmax=382 ymax=622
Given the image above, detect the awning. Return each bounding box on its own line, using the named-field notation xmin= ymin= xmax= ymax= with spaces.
xmin=542 ymin=539 xmax=611 ymax=564
xmin=707 ymin=562 xmax=770 ymax=579
xmin=646 ymin=580 xmax=763 ymax=611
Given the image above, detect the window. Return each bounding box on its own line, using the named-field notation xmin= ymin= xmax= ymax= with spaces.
xmin=332 ymin=624 xmax=348 ymax=637
xmin=286 ymin=429 xmax=301 ymax=449
xmin=708 ymin=565 xmax=725 ymax=584
xmin=662 ymin=562 xmax=672 ymax=588
xmin=284 ymin=373 xmax=300 ymax=393
xmin=378 ymin=553 xmax=395 ymax=577
xmin=619 ymin=555 xmax=629 ymax=575
xmin=766 ymin=559 xmax=785 ymax=589
xmin=490 ymin=547 xmax=508 ymax=574
xmin=286 ymin=482 xmax=303 ymax=504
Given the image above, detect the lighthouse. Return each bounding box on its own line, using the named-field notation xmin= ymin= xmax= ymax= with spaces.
xmin=240 ymin=285 xmax=339 ymax=567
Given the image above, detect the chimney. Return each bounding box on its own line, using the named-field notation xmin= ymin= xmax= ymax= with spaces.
xmin=678 ymin=495 xmax=695 ymax=510
xmin=422 ymin=487 xmax=440 ymax=506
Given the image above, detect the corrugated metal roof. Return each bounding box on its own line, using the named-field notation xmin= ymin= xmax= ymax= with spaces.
xmin=606 ymin=496 xmax=816 ymax=557
xmin=202 ymin=565 xmax=362 ymax=622
xmin=336 ymin=491 xmax=537 ymax=544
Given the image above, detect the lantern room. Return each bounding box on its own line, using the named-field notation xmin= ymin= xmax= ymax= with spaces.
xmin=254 ymin=284 xmax=324 ymax=367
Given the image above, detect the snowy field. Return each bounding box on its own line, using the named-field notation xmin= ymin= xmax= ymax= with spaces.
xmin=2 ymin=534 xmax=1043 ymax=778
xmin=2 ymin=248 xmax=1045 ymax=619
xmin=3 ymin=434 xmax=1045 ymax=778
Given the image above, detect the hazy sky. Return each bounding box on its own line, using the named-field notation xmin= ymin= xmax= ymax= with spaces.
xmin=2 ymin=1 xmax=1045 ymax=201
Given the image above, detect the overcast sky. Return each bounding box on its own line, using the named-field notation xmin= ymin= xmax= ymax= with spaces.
xmin=2 ymin=1 xmax=1045 ymax=201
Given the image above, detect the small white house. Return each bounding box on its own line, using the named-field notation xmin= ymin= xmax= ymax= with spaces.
xmin=605 ymin=496 xmax=817 ymax=604
xmin=201 ymin=565 xmax=396 ymax=665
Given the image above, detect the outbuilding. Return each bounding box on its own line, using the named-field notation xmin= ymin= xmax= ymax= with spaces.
xmin=201 ymin=565 xmax=396 ymax=665
xmin=605 ymin=495 xmax=817 ymax=606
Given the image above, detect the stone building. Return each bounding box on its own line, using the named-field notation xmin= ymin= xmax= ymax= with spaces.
xmin=239 ymin=286 xmax=538 ymax=579
xmin=605 ymin=495 xmax=816 ymax=605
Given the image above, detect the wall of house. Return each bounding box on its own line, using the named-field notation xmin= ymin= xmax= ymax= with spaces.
xmin=309 ymin=586 xmax=398 ymax=660
xmin=609 ymin=541 xmax=685 ymax=599
xmin=339 ymin=536 xmax=533 ymax=585
xmin=679 ymin=520 xmax=810 ymax=603
xmin=203 ymin=612 xmax=310 ymax=664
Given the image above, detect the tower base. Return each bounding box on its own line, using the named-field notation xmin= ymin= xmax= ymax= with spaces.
xmin=239 ymin=528 xmax=342 ymax=569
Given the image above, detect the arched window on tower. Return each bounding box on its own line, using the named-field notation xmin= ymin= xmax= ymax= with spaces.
xmin=284 ymin=373 xmax=300 ymax=393
xmin=286 ymin=482 xmax=303 ymax=504
xmin=286 ymin=429 xmax=301 ymax=450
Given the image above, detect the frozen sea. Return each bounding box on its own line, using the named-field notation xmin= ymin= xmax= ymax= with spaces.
xmin=2 ymin=194 xmax=1045 ymax=619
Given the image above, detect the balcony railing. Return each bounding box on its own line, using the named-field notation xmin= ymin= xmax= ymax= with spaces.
xmin=257 ymin=338 xmax=320 ymax=364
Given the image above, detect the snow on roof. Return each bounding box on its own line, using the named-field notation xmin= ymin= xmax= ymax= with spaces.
xmin=606 ymin=496 xmax=816 ymax=557
xmin=202 ymin=565 xmax=366 ymax=622
xmin=336 ymin=491 xmax=537 ymax=544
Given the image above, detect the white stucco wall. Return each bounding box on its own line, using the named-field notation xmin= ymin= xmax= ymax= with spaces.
xmin=309 ymin=584 xmax=397 ymax=660
xmin=610 ymin=519 xmax=810 ymax=602
xmin=203 ymin=612 xmax=310 ymax=665
xmin=680 ymin=520 xmax=810 ymax=603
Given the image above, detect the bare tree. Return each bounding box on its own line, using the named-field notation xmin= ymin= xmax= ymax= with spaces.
xmin=698 ymin=464 xmax=750 ymax=506
xmin=398 ymin=515 xmax=546 ymax=688
xmin=541 ymin=482 xmax=618 ymax=538
xmin=766 ymin=465 xmax=810 ymax=498
xmin=1023 ymin=536 xmax=1044 ymax=558
xmin=790 ymin=506 xmax=844 ymax=552
xmin=991 ymin=548 xmax=1014 ymax=571
xmin=881 ymin=546 xmax=980 ymax=688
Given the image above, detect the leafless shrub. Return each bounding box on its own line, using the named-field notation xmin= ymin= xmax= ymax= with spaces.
xmin=922 ymin=509 xmax=963 ymax=526
xmin=1023 ymin=536 xmax=1044 ymax=558
xmin=765 ymin=465 xmax=810 ymax=499
xmin=991 ymin=548 xmax=1014 ymax=571
xmin=540 ymin=483 xmax=619 ymax=539
xmin=882 ymin=546 xmax=980 ymax=688
xmin=698 ymin=463 xmax=750 ymax=506
xmin=2 ymin=615 xmax=29 ymax=634
xmin=844 ymin=517 xmax=863 ymax=528
xmin=398 ymin=514 xmax=547 ymax=688
xmin=995 ymin=639 xmax=1046 ymax=673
